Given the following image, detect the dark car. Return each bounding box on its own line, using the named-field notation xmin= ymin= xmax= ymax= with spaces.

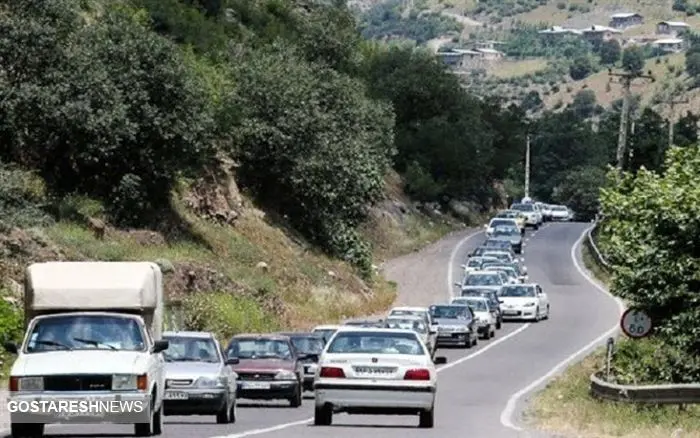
xmin=225 ymin=334 xmax=313 ymax=407
xmin=489 ymin=226 xmax=523 ymax=254
xmin=468 ymin=246 xmax=493 ymax=258
xmin=429 ymin=304 xmax=478 ymax=348
xmin=482 ymin=239 xmax=512 ymax=251
xmin=459 ymin=287 xmax=503 ymax=329
xmin=276 ymin=332 xmax=324 ymax=392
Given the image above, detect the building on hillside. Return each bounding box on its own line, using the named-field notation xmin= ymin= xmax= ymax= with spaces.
xmin=581 ymin=25 xmax=622 ymax=42
xmin=538 ymin=26 xmax=583 ymax=39
xmin=652 ymin=38 xmax=686 ymax=53
xmin=657 ymin=21 xmax=690 ymax=36
xmin=609 ymin=12 xmax=643 ymax=29
xmin=474 ymin=47 xmax=504 ymax=60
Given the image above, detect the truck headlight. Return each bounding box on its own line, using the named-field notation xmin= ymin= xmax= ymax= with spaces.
xmin=196 ymin=377 xmax=226 ymax=388
xmin=112 ymin=374 xmax=138 ymax=391
xmin=17 ymin=377 xmax=43 ymax=391
xmin=275 ymin=370 xmax=297 ymax=380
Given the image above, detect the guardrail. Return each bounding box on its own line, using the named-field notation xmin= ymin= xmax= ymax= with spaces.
xmin=584 ymin=220 xmax=612 ymax=272
xmin=590 ymin=372 xmax=700 ymax=404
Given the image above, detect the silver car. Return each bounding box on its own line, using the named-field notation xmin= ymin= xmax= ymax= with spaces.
xmin=429 ymin=304 xmax=478 ymax=348
xmin=162 ymin=331 xmax=238 ymax=423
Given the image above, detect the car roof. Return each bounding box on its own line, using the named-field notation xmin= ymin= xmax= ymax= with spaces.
xmin=390 ymin=306 xmax=428 ymax=312
xmin=313 ymin=324 xmax=340 ymax=330
xmin=230 ymin=333 xmax=291 ymax=341
xmin=430 ymin=303 xmax=469 ymax=308
xmin=334 ymin=326 xmax=418 ymax=335
xmin=276 ymin=332 xmax=321 ymax=338
xmin=454 ymin=296 xmax=488 ymax=301
xmin=502 ymin=283 xmax=536 ymax=288
xmin=386 ymin=314 xmax=423 ymax=320
xmin=468 ymin=270 xmax=501 ymax=276
xmin=163 ymin=331 xmax=215 ymax=339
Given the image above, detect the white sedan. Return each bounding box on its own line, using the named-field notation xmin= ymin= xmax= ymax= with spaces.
xmin=313 ymin=327 xmax=446 ymax=428
xmin=498 ymin=283 xmax=550 ymax=321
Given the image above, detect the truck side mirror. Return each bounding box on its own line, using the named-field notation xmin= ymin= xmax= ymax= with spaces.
xmin=152 ymin=340 xmax=169 ymax=353
xmin=3 ymin=342 xmax=18 ymax=355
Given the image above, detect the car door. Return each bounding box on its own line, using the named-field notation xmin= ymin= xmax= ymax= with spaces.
xmin=536 ymin=285 xmax=548 ymax=309
xmin=424 ymin=312 xmax=437 ymax=350
xmin=216 ymin=340 xmax=236 ymax=401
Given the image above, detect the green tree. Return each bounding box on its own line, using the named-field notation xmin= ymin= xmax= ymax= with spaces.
xmin=628 ymin=108 xmax=667 ymax=172
xmin=622 ymin=46 xmax=644 ymax=73
xmin=229 ymin=43 xmax=395 ymax=275
xmin=570 ymin=89 xmax=597 ymax=118
xmin=685 ymin=51 xmax=700 ymax=78
xmin=598 ymin=39 xmax=621 ymax=65
xmin=599 ymin=146 xmax=700 ymax=379
xmin=569 ymin=56 xmax=592 ymax=80
xmin=674 ymin=111 xmax=699 ymax=147
xmin=551 ymin=166 xmax=606 ymax=220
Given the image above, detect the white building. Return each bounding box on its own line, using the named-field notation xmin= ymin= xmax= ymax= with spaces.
xmin=656 ymin=21 xmax=690 ymax=36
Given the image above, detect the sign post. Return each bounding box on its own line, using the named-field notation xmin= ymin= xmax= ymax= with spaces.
xmin=620 ymin=308 xmax=652 ymax=338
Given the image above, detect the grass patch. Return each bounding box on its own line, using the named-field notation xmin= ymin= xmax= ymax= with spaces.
xmin=488 ymin=59 xmax=548 ymax=79
xmin=526 ymin=350 xmax=700 ymax=438
xmin=581 ymin=237 xmax=611 ymax=286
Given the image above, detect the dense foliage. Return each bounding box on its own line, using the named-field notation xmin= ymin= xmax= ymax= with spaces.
xmin=598 ymin=147 xmax=700 ymax=382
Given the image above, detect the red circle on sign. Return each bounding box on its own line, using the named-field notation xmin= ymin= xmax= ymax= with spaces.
xmin=620 ymin=308 xmax=652 ymax=338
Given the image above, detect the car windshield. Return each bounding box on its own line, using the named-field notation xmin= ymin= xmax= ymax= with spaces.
xmin=467 ymin=259 xmax=482 ymax=267
xmin=485 ymin=239 xmax=510 ymax=248
xmin=492 ymin=227 xmax=519 ymax=236
xmin=389 ymin=310 xmax=425 ymax=320
xmin=463 ymin=300 xmax=488 ymax=312
xmin=163 ymin=336 xmax=219 ymax=363
xmin=430 ymin=305 xmax=470 ymax=320
xmin=489 ymin=219 xmax=513 ymax=227
xmin=462 ymin=290 xmax=496 ymax=301
xmin=483 ymin=253 xmax=511 ymax=262
xmin=26 ymin=315 xmax=146 ymax=352
xmin=553 ymin=206 xmax=567 ymax=211
xmin=290 ymin=336 xmax=324 ymax=354
xmin=385 ymin=318 xmax=427 ymax=333
xmin=465 ymin=274 xmax=501 ymax=286
xmin=511 ymin=203 xmax=534 ymax=212
xmin=227 ymin=338 xmax=292 ymax=360
xmin=327 ymin=331 xmax=425 ymax=355
xmin=312 ymin=328 xmax=337 ymax=343
xmin=498 ymin=211 xmax=517 ymax=218
xmin=501 ymin=286 xmax=536 ymax=297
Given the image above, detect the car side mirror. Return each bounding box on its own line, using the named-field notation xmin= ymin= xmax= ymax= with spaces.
xmin=460 ymin=264 xmax=466 ymax=269
xmin=520 ymin=258 xmax=525 ymax=262
xmin=498 ymin=299 xmax=504 ymax=304
xmin=225 ymin=357 xmax=240 ymax=365
xmin=152 ymin=340 xmax=169 ymax=353
xmin=3 ymin=342 xmax=18 ymax=355
xmin=454 ymin=282 xmax=462 ymax=287
xmin=433 ymin=356 xmax=447 ymax=365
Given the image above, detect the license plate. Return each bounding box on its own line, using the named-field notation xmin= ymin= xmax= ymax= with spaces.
xmin=353 ymin=366 xmax=394 ymax=375
xmin=503 ymin=310 xmax=519 ymax=315
xmin=241 ymin=381 xmax=271 ymax=390
xmin=164 ymin=391 xmax=189 ymax=400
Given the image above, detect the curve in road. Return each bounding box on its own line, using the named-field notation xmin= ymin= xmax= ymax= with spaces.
xmin=10 ymin=223 xmax=622 ymax=438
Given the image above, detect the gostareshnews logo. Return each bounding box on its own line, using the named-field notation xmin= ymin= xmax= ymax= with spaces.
xmin=7 ymin=399 xmax=150 ymax=423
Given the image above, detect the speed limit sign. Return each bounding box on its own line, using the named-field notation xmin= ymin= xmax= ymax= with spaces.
xmin=620 ymin=308 xmax=652 ymax=338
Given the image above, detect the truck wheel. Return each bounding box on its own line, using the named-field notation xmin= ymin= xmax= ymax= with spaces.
xmin=11 ymin=423 xmax=44 ymax=437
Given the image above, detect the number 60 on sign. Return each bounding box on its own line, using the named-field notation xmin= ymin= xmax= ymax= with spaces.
xmin=620 ymin=308 xmax=652 ymax=338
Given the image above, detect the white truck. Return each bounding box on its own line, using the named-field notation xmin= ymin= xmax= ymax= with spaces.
xmin=4 ymin=261 xmax=169 ymax=437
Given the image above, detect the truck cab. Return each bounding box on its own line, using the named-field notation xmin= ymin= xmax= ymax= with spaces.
xmin=4 ymin=261 xmax=168 ymax=437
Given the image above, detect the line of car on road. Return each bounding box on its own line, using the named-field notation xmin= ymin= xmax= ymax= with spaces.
xmin=157 ymin=200 xmax=564 ymax=430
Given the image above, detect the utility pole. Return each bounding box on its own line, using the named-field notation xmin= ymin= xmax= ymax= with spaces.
xmin=524 ymin=132 xmax=531 ymax=198
xmin=608 ymin=68 xmax=655 ymax=172
xmin=663 ymin=97 xmax=689 ymax=149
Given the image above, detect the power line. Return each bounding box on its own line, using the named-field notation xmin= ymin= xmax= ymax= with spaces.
xmin=608 ymin=68 xmax=655 ymax=172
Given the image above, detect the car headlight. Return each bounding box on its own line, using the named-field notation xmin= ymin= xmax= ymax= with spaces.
xmin=275 ymin=370 xmax=297 ymax=380
xmin=524 ymin=302 xmax=536 ymax=307
xmin=112 ymin=374 xmax=138 ymax=391
xmin=17 ymin=376 xmax=43 ymax=391
xmin=196 ymin=376 xmax=227 ymax=388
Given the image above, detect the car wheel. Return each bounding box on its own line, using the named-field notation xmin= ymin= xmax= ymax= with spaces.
xmin=216 ymin=399 xmax=231 ymax=424
xmin=533 ymin=307 xmax=541 ymax=322
xmin=481 ymin=327 xmax=490 ymax=340
xmin=314 ymin=405 xmax=332 ymax=426
xmin=533 ymin=224 xmax=539 ymax=230
xmin=471 ymin=334 xmax=478 ymax=347
xmin=135 ymin=396 xmax=158 ymax=436
xmin=544 ymin=305 xmax=550 ymax=320
xmin=289 ymin=384 xmax=303 ymax=407
xmin=490 ymin=326 xmax=496 ymax=338
xmin=496 ymin=318 xmax=502 ymax=330
xmin=418 ymin=407 xmax=435 ymax=428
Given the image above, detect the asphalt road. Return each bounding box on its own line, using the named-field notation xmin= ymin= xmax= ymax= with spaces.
xmin=10 ymin=222 xmax=622 ymax=438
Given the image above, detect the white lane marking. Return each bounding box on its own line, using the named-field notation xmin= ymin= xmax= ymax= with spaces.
xmin=215 ymin=324 xmax=532 ymax=438
xmin=214 ymin=228 xmax=538 ymax=438
xmin=446 ymin=229 xmax=485 ymax=299
xmin=499 ymin=224 xmax=626 ymax=431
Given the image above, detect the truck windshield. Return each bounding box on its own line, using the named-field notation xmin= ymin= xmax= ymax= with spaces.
xmin=25 ymin=315 xmax=146 ymax=352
